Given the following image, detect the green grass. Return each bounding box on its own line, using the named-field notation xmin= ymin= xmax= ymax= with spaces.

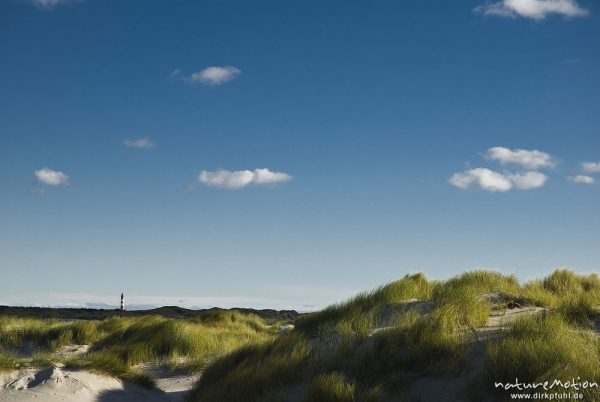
xmin=191 ymin=271 xmax=511 ymax=401
xmin=486 ymin=314 xmax=600 ymax=400
xmin=188 ymin=269 xmax=600 ymax=402
xmin=523 ymin=269 xmax=600 ymax=308
xmin=434 ymin=270 xmax=521 ymax=298
xmin=0 ymin=317 xmax=106 ymax=352
xmin=556 ymin=295 xmax=599 ymax=327
xmin=303 ymin=372 xmax=384 ymax=402
xmin=187 ymin=332 xmax=311 ymax=402
xmin=295 ymin=273 xmax=435 ymax=337
xmin=66 ymin=352 xmax=157 ymax=387
xmin=0 ymin=311 xmax=273 ymax=386
xmin=0 ymin=351 xmax=18 ymax=371
xmin=304 ymin=373 xmax=356 ymax=402
xmin=76 ymin=313 xmax=271 ymax=371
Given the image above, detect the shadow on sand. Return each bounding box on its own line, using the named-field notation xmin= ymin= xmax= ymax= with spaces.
xmin=97 ymin=384 xmax=188 ymax=402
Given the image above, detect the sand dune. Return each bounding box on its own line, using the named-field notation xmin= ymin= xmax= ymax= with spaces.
xmin=0 ymin=365 xmax=195 ymax=402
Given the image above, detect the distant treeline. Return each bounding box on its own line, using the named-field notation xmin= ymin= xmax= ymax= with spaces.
xmin=0 ymin=305 xmax=300 ymax=323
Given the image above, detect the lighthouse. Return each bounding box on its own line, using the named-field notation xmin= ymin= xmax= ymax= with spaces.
xmin=120 ymin=292 xmax=125 ymax=312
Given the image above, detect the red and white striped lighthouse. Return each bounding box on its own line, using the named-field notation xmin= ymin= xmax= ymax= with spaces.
xmin=120 ymin=292 xmax=125 ymax=312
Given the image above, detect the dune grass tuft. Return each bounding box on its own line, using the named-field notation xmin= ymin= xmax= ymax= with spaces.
xmin=434 ymin=270 xmax=520 ymax=299
xmin=188 ymin=332 xmax=311 ymax=402
xmin=0 ymin=351 xmax=18 ymax=371
xmin=486 ymin=314 xmax=600 ymax=400
xmin=304 ymin=372 xmax=383 ymax=402
xmin=0 ymin=316 xmax=108 ymax=352
xmin=295 ymin=273 xmax=435 ymax=337
xmin=523 ymin=269 xmax=600 ymax=308
xmin=304 ymin=372 xmax=355 ymax=402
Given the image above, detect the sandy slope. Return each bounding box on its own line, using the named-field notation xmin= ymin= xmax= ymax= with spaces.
xmin=0 ymin=365 xmax=195 ymax=402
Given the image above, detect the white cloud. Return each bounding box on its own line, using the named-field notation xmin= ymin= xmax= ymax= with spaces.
xmin=569 ymin=175 xmax=595 ymax=184
xmin=34 ymin=168 xmax=70 ymax=186
xmin=485 ymin=147 xmax=555 ymax=169
xmin=449 ymin=168 xmax=548 ymax=192
xmin=185 ymin=66 xmax=241 ymax=86
xmin=507 ymin=171 xmax=548 ymax=189
xmin=123 ymin=137 xmax=155 ymax=149
xmin=197 ymin=168 xmax=292 ymax=190
xmin=449 ymin=168 xmax=514 ymax=192
xmin=475 ymin=0 xmax=589 ymax=20
xmin=581 ymin=162 xmax=600 ymax=174
xmin=23 ymin=0 xmax=81 ymax=10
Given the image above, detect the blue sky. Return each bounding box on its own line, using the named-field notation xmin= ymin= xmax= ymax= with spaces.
xmin=1 ymin=0 xmax=599 ymax=310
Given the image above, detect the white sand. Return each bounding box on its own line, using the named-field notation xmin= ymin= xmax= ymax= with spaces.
xmin=0 ymin=365 xmax=196 ymax=402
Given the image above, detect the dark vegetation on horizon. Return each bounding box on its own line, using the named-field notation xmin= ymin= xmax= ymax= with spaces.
xmin=0 ymin=305 xmax=299 ymax=322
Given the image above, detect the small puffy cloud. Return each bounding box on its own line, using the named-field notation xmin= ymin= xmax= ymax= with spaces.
xmin=485 ymin=147 xmax=555 ymax=169
xmin=123 ymin=137 xmax=155 ymax=149
xmin=185 ymin=66 xmax=241 ymax=86
xmin=569 ymin=175 xmax=595 ymax=184
xmin=449 ymin=168 xmax=547 ymax=192
xmin=22 ymin=0 xmax=82 ymax=10
xmin=34 ymin=168 xmax=70 ymax=186
xmin=197 ymin=168 xmax=292 ymax=190
xmin=581 ymin=162 xmax=600 ymax=174
xmin=449 ymin=168 xmax=513 ymax=192
xmin=474 ymin=0 xmax=588 ymax=20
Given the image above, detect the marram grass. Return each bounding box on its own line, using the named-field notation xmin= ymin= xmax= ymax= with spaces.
xmin=188 ymin=269 xmax=600 ymax=402
xmin=294 ymin=273 xmax=435 ymax=337
xmin=0 ymin=311 xmax=273 ymax=386
xmin=486 ymin=314 xmax=600 ymax=401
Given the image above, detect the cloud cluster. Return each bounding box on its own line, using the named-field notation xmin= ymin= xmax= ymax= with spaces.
xmin=123 ymin=137 xmax=155 ymax=149
xmin=568 ymin=161 xmax=600 ymax=185
xmin=450 ymin=147 xmax=552 ymax=192
xmin=173 ymin=66 xmax=241 ymax=86
xmin=582 ymin=162 xmax=600 ymax=174
xmin=34 ymin=168 xmax=70 ymax=186
xmin=474 ymin=0 xmax=588 ymax=20
xmin=449 ymin=168 xmax=547 ymax=192
xmin=197 ymin=168 xmax=292 ymax=190
xmin=485 ymin=146 xmax=555 ymax=169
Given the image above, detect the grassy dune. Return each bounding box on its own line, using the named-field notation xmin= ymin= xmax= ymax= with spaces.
xmin=0 ymin=310 xmax=274 ymax=385
xmin=189 ymin=269 xmax=600 ymax=402
xmin=3 ymin=269 xmax=600 ymax=401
